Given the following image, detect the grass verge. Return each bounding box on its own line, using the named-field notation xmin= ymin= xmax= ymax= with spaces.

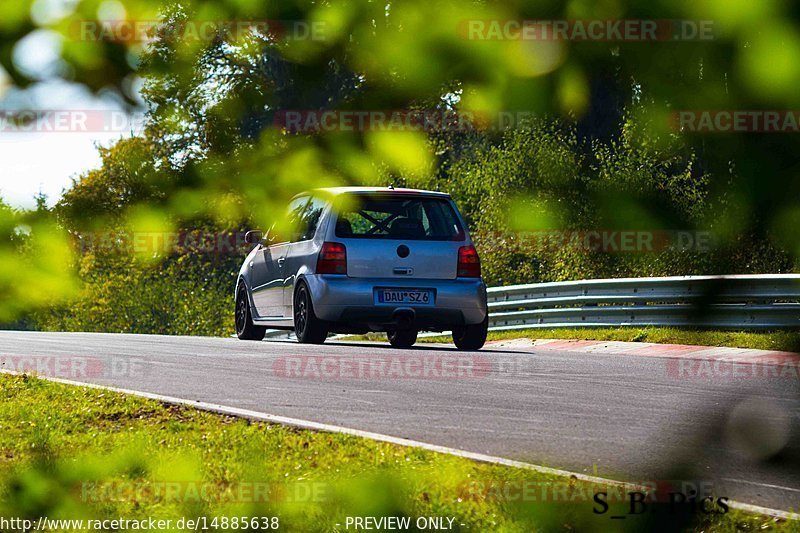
xmin=0 ymin=373 xmax=793 ymax=531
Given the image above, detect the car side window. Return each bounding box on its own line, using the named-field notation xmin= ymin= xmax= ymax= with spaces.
xmin=298 ymin=196 xmax=327 ymax=241
xmin=285 ymin=195 xmax=310 ymax=243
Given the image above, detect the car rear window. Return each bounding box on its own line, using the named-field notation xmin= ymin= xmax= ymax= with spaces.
xmin=335 ymin=194 xmax=465 ymax=241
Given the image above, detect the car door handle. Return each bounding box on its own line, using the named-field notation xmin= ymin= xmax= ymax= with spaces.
xmin=277 ymin=257 xmax=286 ymax=266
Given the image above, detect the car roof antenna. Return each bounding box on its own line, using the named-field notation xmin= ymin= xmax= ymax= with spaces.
xmin=388 ymin=183 xmax=395 ymax=190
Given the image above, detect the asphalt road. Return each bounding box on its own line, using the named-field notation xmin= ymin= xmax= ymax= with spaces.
xmin=1 ymin=331 xmax=799 ymax=512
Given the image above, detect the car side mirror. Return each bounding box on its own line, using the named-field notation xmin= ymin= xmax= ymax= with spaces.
xmin=244 ymin=230 xmax=263 ymax=244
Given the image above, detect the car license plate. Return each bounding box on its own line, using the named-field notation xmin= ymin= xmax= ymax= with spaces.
xmin=375 ymin=288 xmax=434 ymax=306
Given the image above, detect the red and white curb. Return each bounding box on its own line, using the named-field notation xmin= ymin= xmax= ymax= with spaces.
xmin=487 ymin=338 xmax=800 ymax=379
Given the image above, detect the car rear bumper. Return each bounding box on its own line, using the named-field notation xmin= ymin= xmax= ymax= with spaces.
xmin=305 ymin=274 xmax=487 ymax=330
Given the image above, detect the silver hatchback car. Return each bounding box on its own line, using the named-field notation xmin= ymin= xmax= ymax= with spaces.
xmin=235 ymin=187 xmax=488 ymax=349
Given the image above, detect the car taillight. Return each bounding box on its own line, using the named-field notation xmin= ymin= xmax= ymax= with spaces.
xmin=317 ymin=242 xmax=347 ymax=274
xmin=457 ymin=245 xmax=481 ymax=278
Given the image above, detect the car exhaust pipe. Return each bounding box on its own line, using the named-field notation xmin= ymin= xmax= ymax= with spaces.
xmin=392 ymin=308 xmax=416 ymax=330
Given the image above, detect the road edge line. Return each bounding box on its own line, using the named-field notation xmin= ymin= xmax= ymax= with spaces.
xmin=3 ymin=369 xmax=797 ymax=522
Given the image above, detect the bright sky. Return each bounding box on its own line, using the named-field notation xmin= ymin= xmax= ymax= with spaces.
xmin=0 ymin=24 xmax=144 ymax=209
xmin=0 ymin=111 xmax=138 ymax=208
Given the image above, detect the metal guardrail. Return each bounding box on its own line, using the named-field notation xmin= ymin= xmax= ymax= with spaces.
xmin=264 ymin=329 xmax=295 ymax=340
xmin=487 ymin=274 xmax=800 ymax=331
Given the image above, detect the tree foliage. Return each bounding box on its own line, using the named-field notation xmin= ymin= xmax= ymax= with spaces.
xmin=2 ymin=0 xmax=800 ymax=322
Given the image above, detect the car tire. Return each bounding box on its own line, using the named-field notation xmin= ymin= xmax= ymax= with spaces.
xmin=452 ymin=315 xmax=488 ymax=350
xmin=387 ymin=329 xmax=418 ymax=348
xmin=294 ymin=282 xmax=328 ymax=344
xmin=235 ymin=283 xmax=267 ymax=341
